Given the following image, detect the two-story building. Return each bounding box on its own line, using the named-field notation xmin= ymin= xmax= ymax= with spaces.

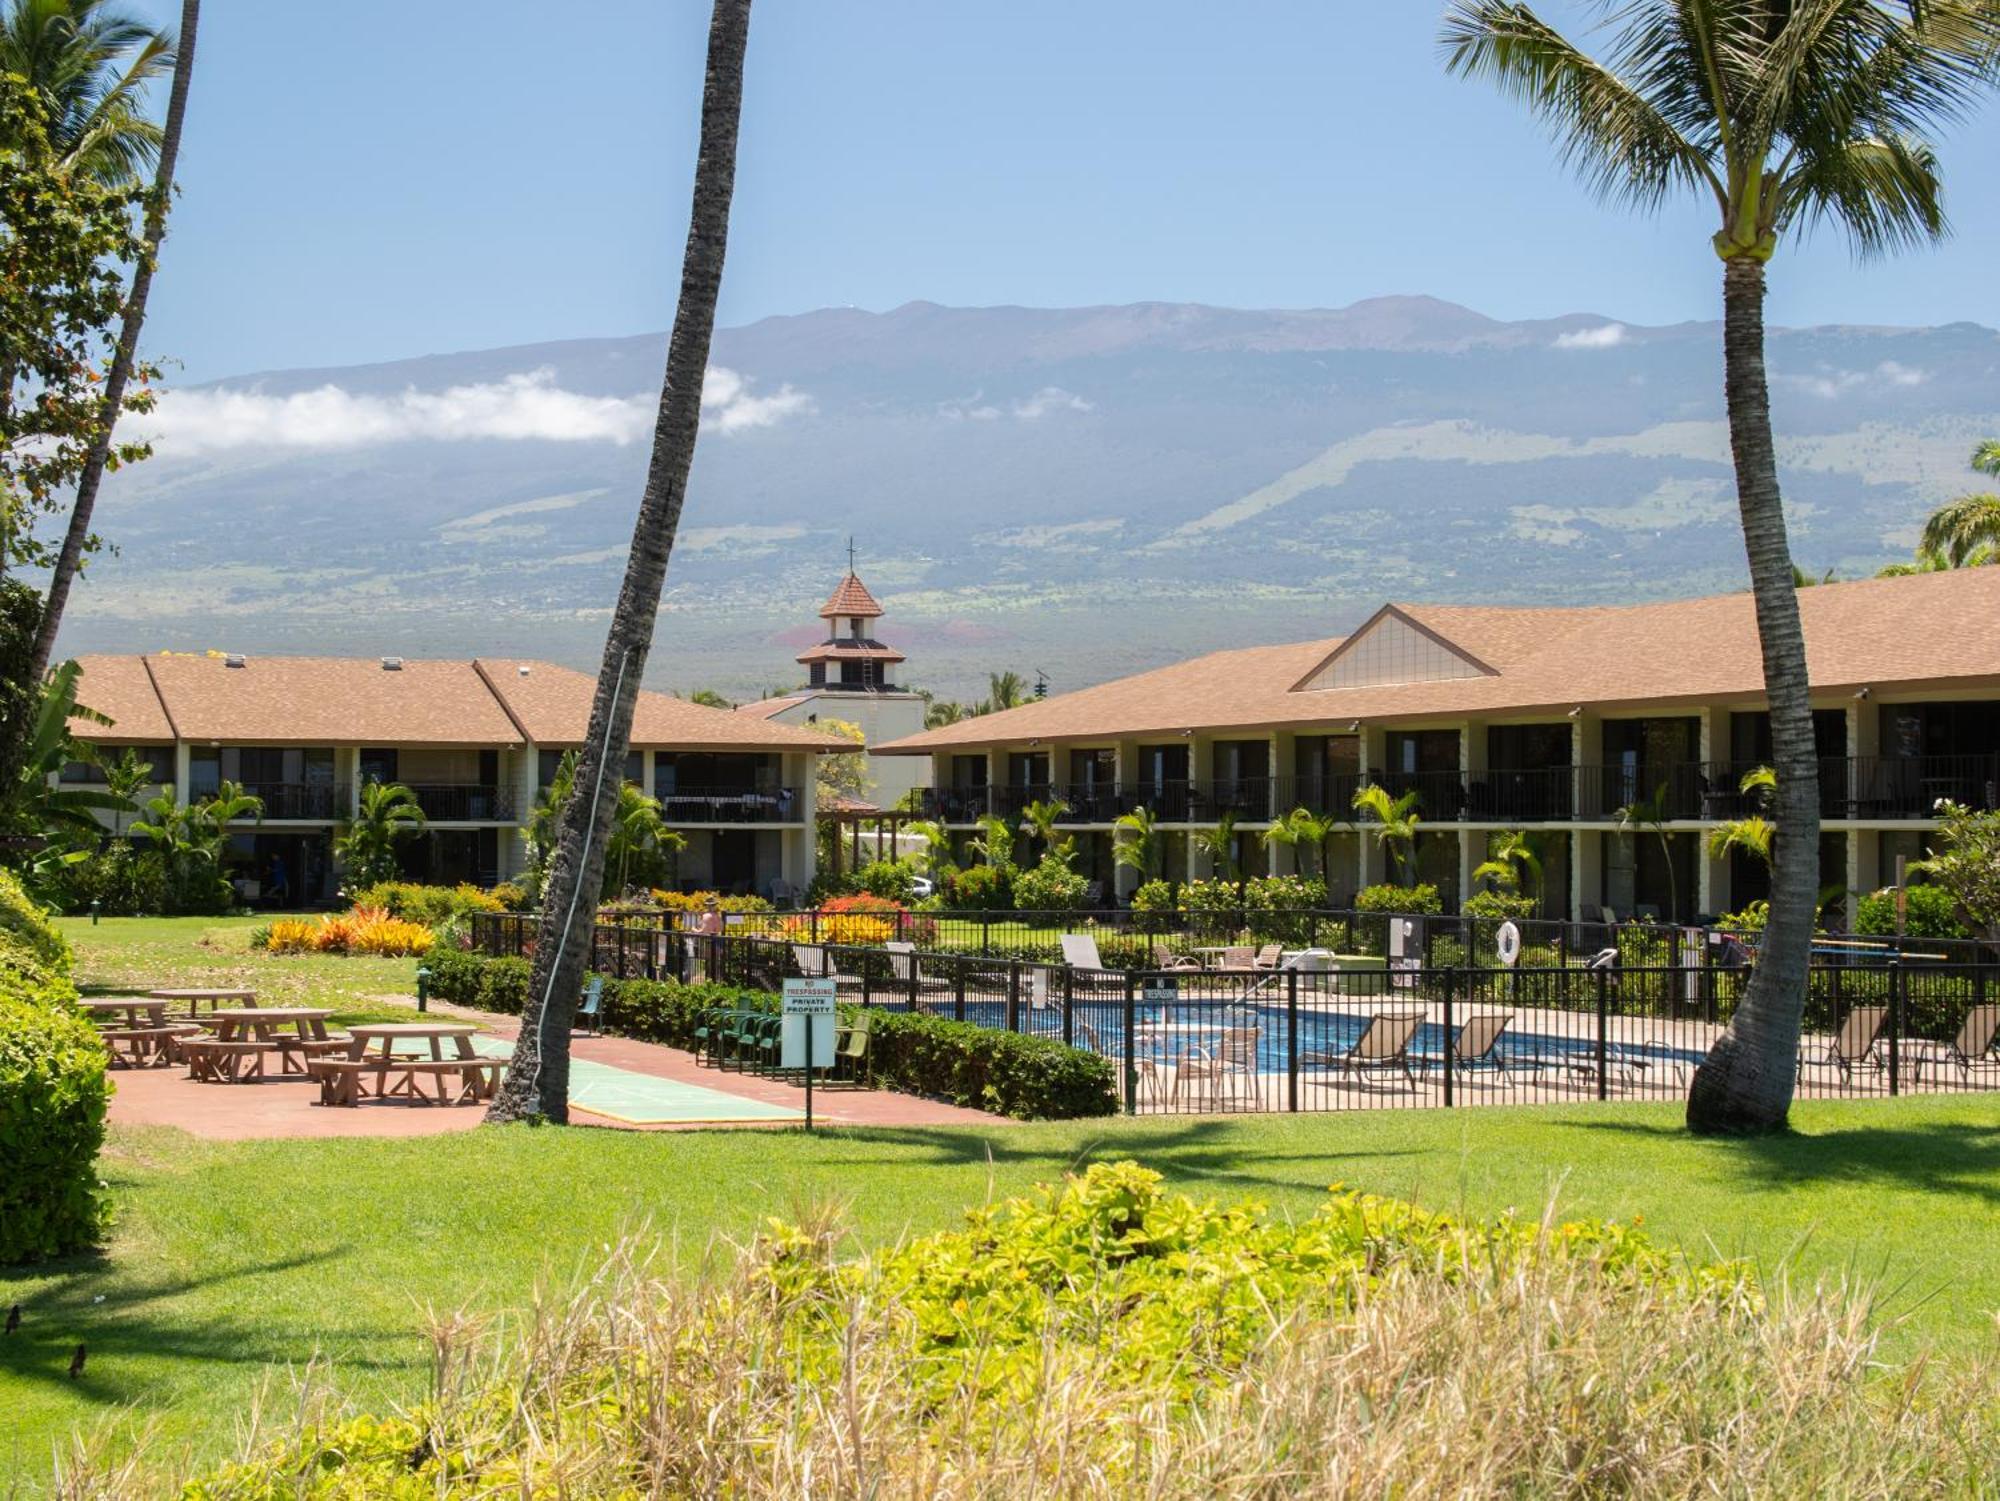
xmin=64 ymin=652 xmax=843 ymax=903
xmin=874 ymin=568 xmax=2000 ymax=925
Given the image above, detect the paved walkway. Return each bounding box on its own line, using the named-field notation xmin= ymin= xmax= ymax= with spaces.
xmin=104 ymin=998 xmax=1011 ymax=1140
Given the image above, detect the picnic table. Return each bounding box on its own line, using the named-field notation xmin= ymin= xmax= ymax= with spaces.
xmin=148 ymin=987 xmax=256 ymax=1019
xmin=310 ymin=1023 xmax=503 ymax=1108
xmin=80 ymin=996 xmax=198 ymax=1068
xmin=194 ymin=1007 xmax=344 ymax=1080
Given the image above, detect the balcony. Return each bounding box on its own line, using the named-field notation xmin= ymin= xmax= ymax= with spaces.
xmin=404 ymin=783 xmax=516 ymax=822
xmin=656 ymin=785 xmax=804 ymax=824
xmin=238 ymin=782 xmax=351 ymax=821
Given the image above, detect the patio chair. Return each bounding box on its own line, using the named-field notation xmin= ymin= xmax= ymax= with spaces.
xmin=1431 ymin=1010 xmax=1517 ymax=1083
xmin=1305 ymin=1009 xmax=1427 ymax=1088
xmin=791 ymin=943 xmax=860 ymax=990
xmin=574 ymin=977 xmax=604 ymax=1037
xmin=1906 ymin=1003 xmax=2000 ymax=1085
xmin=1151 ymin=940 xmax=1201 ymax=972
xmin=1252 ymin=943 xmax=1284 ymax=970
xmin=1180 ymin=1026 xmax=1261 ymax=1109
xmin=832 ymin=1012 xmax=872 ymax=1084
xmin=884 ymin=941 xmax=953 ymax=1002
xmin=1798 ymin=1004 xmax=1888 ymax=1085
xmin=1060 ymin=933 xmax=1106 ymax=971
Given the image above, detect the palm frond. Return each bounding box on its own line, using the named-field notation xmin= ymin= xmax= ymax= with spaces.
xmin=1919 ymin=492 xmax=2000 ymax=566
xmin=1972 ymin=439 xmax=2000 ymax=478
xmin=1780 ymin=132 xmax=1945 ymax=255
xmin=1440 ymin=1 xmax=1720 ymax=212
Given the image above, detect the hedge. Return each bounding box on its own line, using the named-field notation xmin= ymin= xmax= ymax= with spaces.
xmin=0 ymin=870 xmax=108 ymax=1263
xmin=423 ymin=947 xmax=1118 ymax=1120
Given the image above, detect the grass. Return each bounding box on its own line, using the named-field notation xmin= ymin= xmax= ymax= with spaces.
xmin=4 ymin=919 xmax=1997 ymax=1487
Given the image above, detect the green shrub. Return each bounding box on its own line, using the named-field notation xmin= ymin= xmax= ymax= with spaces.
xmin=864 ymin=1009 xmax=1118 ymax=1119
xmin=487 ymin=880 xmax=531 ymax=912
xmin=1354 ymin=883 xmax=1442 ymax=915
xmin=1179 ymin=877 xmax=1244 ymax=940
xmin=854 ymin=860 xmax=919 ymax=904
xmin=44 ymin=844 xmax=170 ymax=917
xmin=0 ymin=874 xmax=105 ymax=1264
xmin=940 ymin=862 xmax=1012 ymax=911
xmin=1243 ymin=874 xmax=1327 ymax=944
xmin=1010 ymin=856 xmax=1087 ymax=913
xmin=1853 ymin=884 xmax=1971 ymax=941
xmin=1129 ymin=878 xmax=1178 ymax=931
xmin=352 ymin=881 xmax=505 ymax=927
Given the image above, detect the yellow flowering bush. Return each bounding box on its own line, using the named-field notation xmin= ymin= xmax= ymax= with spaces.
xmin=263 ymin=907 xmax=435 ymax=958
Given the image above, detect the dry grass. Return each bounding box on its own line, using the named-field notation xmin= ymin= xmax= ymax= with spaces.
xmin=49 ymin=1196 xmax=2000 ymax=1501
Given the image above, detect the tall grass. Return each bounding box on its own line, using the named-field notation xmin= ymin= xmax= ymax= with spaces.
xmin=50 ymin=1177 xmax=1999 ymax=1500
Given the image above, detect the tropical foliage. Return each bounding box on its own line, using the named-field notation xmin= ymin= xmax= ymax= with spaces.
xmin=127 ymin=779 xmax=260 ymax=914
xmin=1263 ymin=805 xmax=1342 ymax=881
xmin=1911 ymin=799 xmax=2000 ymax=941
xmin=1615 ymin=783 xmax=1683 ymax=923
xmin=1111 ymin=805 xmax=1161 ymax=882
xmin=265 ymin=906 xmax=435 ymax=958
xmin=1351 ymin=783 xmax=1421 ymax=884
xmin=334 ymin=781 xmax=425 ymax=893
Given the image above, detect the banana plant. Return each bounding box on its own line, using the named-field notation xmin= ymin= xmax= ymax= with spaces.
xmin=4 ymin=660 xmax=137 ymax=845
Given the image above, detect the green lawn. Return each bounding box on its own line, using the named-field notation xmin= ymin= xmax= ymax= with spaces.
xmin=53 ymin=914 xmax=432 ymax=1028
xmin=2 ymin=920 xmax=1996 ymax=1487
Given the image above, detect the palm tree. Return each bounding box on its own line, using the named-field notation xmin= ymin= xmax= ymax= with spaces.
xmin=605 ymin=784 xmax=683 ymax=897
xmin=26 ymin=0 xmax=200 ymax=688
xmin=924 ymin=699 xmax=970 ymax=729
xmin=1018 ymin=796 xmax=1074 ymax=865
xmin=335 ymin=781 xmax=425 ymax=892
xmin=1614 ymin=783 xmax=1680 ymax=925
xmin=904 ymin=818 xmax=955 ymax=880
xmin=1190 ymin=810 xmax=1243 ymax=883
xmin=1263 ymin=805 xmax=1342 ymax=883
xmin=98 ymin=744 xmax=153 ymax=838
xmin=490 ymin=0 xmax=755 ymax=1125
xmin=1351 ymin=783 xmax=1422 ymax=886
xmin=129 ymin=778 xmax=260 ymax=912
xmin=1112 ymin=806 xmax=1162 ymax=883
xmin=1917 ymin=442 xmax=2000 ymax=566
xmin=1473 ymin=828 xmax=1546 ymax=909
xmin=1443 ymin=1 xmax=2000 ymax=1135
xmin=0 ymin=0 xmax=175 ymax=186
xmin=983 ymin=671 xmax=1027 ymax=714
xmin=972 ymin=812 xmax=1015 ymax=870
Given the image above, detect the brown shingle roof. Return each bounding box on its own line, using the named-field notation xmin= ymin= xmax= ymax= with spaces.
xmin=875 ymin=569 xmax=2000 ymax=753
xmin=121 ymin=653 xmax=526 ymax=746
xmin=733 ymin=694 xmax=808 ymax=719
xmin=819 ymin=572 xmax=884 ymax=619
xmin=476 ymin=660 xmax=848 ymax=751
xmin=68 ymin=656 xmax=173 ymax=742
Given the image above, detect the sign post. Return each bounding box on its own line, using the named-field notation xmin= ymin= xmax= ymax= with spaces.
xmin=782 ymin=977 xmax=837 ymax=1130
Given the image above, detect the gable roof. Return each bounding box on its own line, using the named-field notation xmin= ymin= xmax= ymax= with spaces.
xmin=65 ymin=653 xmax=849 ymax=752
xmin=875 ymin=568 xmax=2000 ymax=754
xmin=475 ymin=660 xmax=847 ymax=751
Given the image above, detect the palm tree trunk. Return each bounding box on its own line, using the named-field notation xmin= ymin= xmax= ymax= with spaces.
xmin=487 ymin=0 xmax=753 ymax=1124
xmin=1686 ymin=258 xmax=1821 ymax=1135
xmin=25 ymin=0 xmax=200 ymax=684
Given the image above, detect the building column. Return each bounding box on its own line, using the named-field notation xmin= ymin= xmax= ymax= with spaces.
xmin=172 ymin=741 xmax=191 ymax=807
xmin=1356 ymin=725 xmax=1387 ymax=887
xmin=1573 ymin=829 xmax=1603 ymax=922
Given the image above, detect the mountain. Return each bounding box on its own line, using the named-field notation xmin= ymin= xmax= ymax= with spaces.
xmin=65 ymin=296 xmax=2000 ymax=702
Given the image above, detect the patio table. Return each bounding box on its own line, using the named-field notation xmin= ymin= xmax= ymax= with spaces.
xmin=314 ymin=1023 xmax=500 ymax=1108
xmin=80 ymin=996 xmax=191 ymax=1067
xmin=80 ymin=996 xmax=171 ymax=1027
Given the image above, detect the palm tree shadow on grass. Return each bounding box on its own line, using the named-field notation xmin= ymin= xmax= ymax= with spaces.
xmin=1566 ymin=1116 xmax=2000 ymax=1208
xmin=0 ymin=1245 xmax=431 ymax=1408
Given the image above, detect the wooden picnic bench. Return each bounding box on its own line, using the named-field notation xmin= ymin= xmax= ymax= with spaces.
xmin=148 ymin=987 xmax=257 ymax=1019
xmin=207 ymin=1008 xmax=345 ymax=1077
xmin=79 ymin=997 xmax=200 ymax=1068
xmin=308 ymin=1024 xmax=502 ymax=1108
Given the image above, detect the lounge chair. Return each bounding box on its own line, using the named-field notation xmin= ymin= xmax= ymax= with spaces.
xmin=1151 ymin=940 xmax=1201 ymax=972
xmin=1907 ymin=1003 xmax=2000 ymax=1085
xmin=884 ymin=941 xmax=952 ymax=1002
xmin=791 ymin=943 xmax=860 ymax=991
xmin=1798 ymin=1004 xmax=1888 ymax=1085
xmin=1306 ymin=1009 xmax=1427 ymax=1087
xmin=1060 ymin=933 xmax=1106 ymax=971
xmin=1430 ymin=1010 xmax=1516 ymax=1083
xmin=1252 ymin=943 xmax=1284 ymax=971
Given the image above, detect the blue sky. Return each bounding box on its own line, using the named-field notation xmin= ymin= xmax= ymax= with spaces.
xmin=136 ymin=0 xmax=2000 ymax=382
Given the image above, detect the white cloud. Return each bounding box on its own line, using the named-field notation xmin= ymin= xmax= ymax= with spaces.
xmin=1553 ymin=323 xmax=1626 ymax=350
xmin=132 ymin=366 xmax=808 ymax=454
xmin=1012 ymin=386 xmax=1093 ymax=419
xmin=1786 ymin=360 xmax=1930 ymax=400
xmin=939 ymin=386 xmax=1092 ymax=422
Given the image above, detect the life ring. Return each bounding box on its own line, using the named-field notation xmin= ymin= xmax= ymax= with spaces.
xmin=1495 ymin=920 xmax=1522 ymax=968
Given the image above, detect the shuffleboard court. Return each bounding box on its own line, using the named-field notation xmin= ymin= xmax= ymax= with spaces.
xmin=470 ymin=1037 xmax=802 ymax=1124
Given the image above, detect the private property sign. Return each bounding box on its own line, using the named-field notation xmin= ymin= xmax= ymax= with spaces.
xmin=782 ymin=978 xmax=837 ymax=1128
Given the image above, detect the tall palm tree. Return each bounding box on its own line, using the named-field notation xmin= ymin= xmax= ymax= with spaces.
xmin=1917 ymin=441 xmax=2000 ymax=566
xmin=0 ymin=0 xmax=174 ymax=186
xmin=1443 ymin=0 xmax=2000 ymax=1135
xmin=983 ymin=671 xmax=1027 ymax=714
xmin=605 ymin=783 xmax=683 ymax=897
xmin=1264 ymin=805 xmax=1342 ymax=883
xmin=490 ymin=0 xmax=756 ymax=1124
xmin=1352 ymin=783 xmax=1422 ymax=886
xmin=1018 ymin=796 xmax=1074 ymax=865
xmin=25 ymin=0 xmax=198 ymax=687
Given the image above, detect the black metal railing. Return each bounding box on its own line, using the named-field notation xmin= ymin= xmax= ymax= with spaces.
xmin=238 ymin=782 xmax=351 ymax=820
xmin=466 ymin=912 xmax=1998 ymax=1117
xmin=655 ymin=785 xmax=805 ymax=824
xmin=401 ymin=783 xmax=516 ymax=821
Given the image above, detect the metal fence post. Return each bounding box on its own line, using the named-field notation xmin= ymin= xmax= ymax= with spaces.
xmin=1062 ymin=964 xmax=1074 ymax=1047
xmin=1442 ymin=966 xmax=1455 ymax=1108
xmin=954 ymin=958 xmax=966 ymax=1024
xmin=1594 ymin=964 xmax=1610 ymax=1102
xmin=1006 ymin=960 xmax=1020 ymax=1033
xmin=982 ymin=910 xmax=992 ymax=956
xmin=1286 ymin=967 xmax=1299 ymax=1113
xmin=1887 ymin=960 xmax=1901 ymax=1097
xmin=1122 ymin=972 xmax=1137 ymax=1114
